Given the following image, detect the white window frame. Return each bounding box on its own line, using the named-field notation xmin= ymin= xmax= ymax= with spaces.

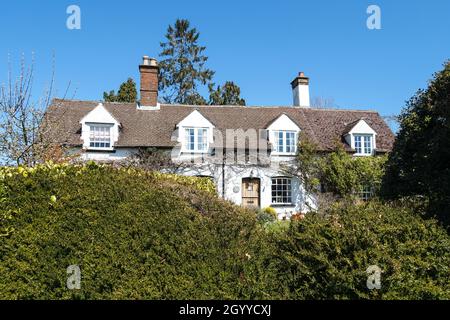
xmin=358 ymin=185 xmax=373 ymax=201
xmin=88 ymin=124 xmax=113 ymax=150
xmin=273 ymin=130 xmax=297 ymax=154
xmin=271 ymin=177 xmax=293 ymax=205
xmin=354 ymin=134 xmax=373 ymax=156
xmin=184 ymin=127 xmax=209 ymax=153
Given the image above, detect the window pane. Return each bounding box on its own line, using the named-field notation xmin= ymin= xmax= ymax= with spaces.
xmin=355 ymin=135 xmax=362 ymax=154
xmin=185 ymin=128 xmax=195 ymax=151
xmin=359 ymin=185 xmax=373 ymax=201
xmin=364 ymin=136 xmax=372 ymax=154
xmin=275 ymin=131 xmax=284 ymax=152
xmin=197 ymin=128 xmax=207 ymax=151
xmin=89 ymin=126 xmax=111 ymax=148
xmin=286 ymin=132 xmax=294 ymax=153
xmin=271 ymin=177 xmax=293 ymax=204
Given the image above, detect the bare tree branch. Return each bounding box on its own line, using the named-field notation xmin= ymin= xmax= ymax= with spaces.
xmin=0 ymin=53 xmax=74 ymax=166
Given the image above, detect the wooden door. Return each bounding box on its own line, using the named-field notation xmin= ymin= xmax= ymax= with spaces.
xmin=242 ymin=178 xmax=260 ymax=208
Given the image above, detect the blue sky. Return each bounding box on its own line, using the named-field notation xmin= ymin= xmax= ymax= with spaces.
xmin=1 ymin=0 xmax=449 ymax=121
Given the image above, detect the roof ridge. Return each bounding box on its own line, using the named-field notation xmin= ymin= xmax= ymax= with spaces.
xmin=160 ymin=104 xmax=379 ymax=112
xmin=53 ymin=99 xmax=379 ymax=113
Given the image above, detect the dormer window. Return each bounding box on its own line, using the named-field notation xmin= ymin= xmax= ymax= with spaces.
xmin=185 ymin=127 xmax=208 ymax=152
xmin=89 ymin=124 xmax=112 ymax=149
xmin=343 ymin=119 xmax=377 ymax=157
xmin=274 ymin=131 xmax=297 ymax=154
xmin=80 ymin=103 xmax=119 ymax=152
xmin=266 ymin=114 xmax=300 ymax=156
xmin=354 ymin=134 xmax=373 ymax=155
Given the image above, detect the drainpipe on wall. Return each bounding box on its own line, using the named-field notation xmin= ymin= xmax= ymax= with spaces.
xmin=222 ymin=149 xmax=226 ymax=199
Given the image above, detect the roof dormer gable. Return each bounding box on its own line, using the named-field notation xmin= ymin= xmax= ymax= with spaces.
xmin=176 ymin=109 xmax=215 ymax=129
xmin=266 ymin=113 xmax=301 ymax=132
xmin=345 ymin=119 xmax=376 ymax=136
xmin=80 ymin=103 xmax=119 ymax=126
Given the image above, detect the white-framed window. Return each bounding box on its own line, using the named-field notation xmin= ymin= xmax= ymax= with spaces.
xmin=89 ymin=125 xmax=112 ymax=149
xmin=354 ymin=135 xmax=373 ymax=155
xmin=271 ymin=177 xmax=292 ymax=204
xmin=274 ymin=131 xmax=297 ymax=154
xmin=358 ymin=185 xmax=373 ymax=201
xmin=184 ymin=128 xmax=208 ymax=152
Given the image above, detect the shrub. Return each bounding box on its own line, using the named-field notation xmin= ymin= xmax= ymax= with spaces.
xmin=1 ymin=163 xmax=449 ymax=299
xmin=269 ymin=201 xmax=450 ymax=299
xmin=0 ymin=163 xmax=266 ymax=299
xmin=256 ymin=207 xmax=278 ymax=224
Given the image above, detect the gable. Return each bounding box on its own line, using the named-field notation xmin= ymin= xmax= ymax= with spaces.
xmin=177 ymin=110 xmax=215 ymax=129
xmin=80 ymin=103 xmax=119 ymax=125
xmin=346 ymin=119 xmax=376 ymax=135
xmin=266 ymin=114 xmax=301 ymax=131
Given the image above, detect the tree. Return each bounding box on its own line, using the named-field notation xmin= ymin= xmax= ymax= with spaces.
xmin=381 ymin=61 xmax=450 ymax=226
xmin=0 ymin=54 xmax=71 ymax=166
xmin=103 ymin=78 xmax=137 ymax=103
xmin=158 ymin=19 xmax=215 ymax=104
xmin=284 ymin=134 xmax=387 ymax=210
xmin=311 ymin=96 xmax=336 ymax=109
xmin=209 ymin=81 xmax=246 ymax=106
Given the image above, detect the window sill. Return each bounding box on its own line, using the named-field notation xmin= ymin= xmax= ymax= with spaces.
xmin=271 ymin=152 xmax=297 ymax=156
xmin=271 ymin=204 xmax=295 ymax=208
xmin=181 ymin=150 xmax=209 ymax=154
xmin=85 ymin=148 xmax=115 ymax=153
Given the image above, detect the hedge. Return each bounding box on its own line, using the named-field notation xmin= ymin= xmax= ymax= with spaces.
xmin=0 ymin=163 xmax=449 ymax=299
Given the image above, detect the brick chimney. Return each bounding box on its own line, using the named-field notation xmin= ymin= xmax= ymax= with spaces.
xmin=139 ymin=56 xmax=159 ymax=107
xmin=291 ymin=72 xmax=310 ymax=107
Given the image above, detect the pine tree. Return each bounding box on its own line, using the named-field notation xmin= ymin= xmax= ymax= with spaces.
xmin=103 ymin=78 xmax=137 ymax=103
xmin=158 ymin=19 xmax=214 ymax=104
xmin=209 ymin=81 xmax=246 ymax=106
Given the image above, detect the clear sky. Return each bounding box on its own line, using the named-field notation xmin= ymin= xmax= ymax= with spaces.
xmin=1 ymin=0 xmax=449 ymax=121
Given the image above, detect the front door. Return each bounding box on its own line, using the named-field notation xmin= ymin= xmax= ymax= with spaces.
xmin=242 ymin=178 xmax=260 ymax=208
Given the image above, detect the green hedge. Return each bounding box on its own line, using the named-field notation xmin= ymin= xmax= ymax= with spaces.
xmin=270 ymin=201 xmax=450 ymax=299
xmin=0 ymin=163 xmax=265 ymax=299
xmin=0 ymin=163 xmax=449 ymax=299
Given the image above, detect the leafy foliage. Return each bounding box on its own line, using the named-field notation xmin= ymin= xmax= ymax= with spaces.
xmin=1 ymin=163 xmax=449 ymax=299
xmin=382 ymin=61 xmax=450 ymax=227
xmin=320 ymin=146 xmax=387 ymax=197
xmin=290 ymin=135 xmax=387 ymax=200
xmin=270 ymin=201 xmax=450 ymax=299
xmin=0 ymin=163 xmax=264 ymax=299
xmin=209 ymin=81 xmax=246 ymax=106
xmin=103 ymin=78 xmax=137 ymax=103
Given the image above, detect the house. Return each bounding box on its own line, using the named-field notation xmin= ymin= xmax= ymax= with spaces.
xmin=45 ymin=56 xmax=395 ymax=219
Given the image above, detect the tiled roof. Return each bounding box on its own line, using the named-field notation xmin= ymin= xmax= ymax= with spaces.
xmin=45 ymin=99 xmax=395 ymax=152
